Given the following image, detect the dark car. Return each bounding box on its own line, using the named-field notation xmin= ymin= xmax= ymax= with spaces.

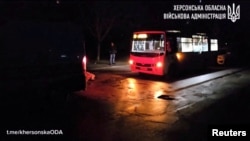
xmin=0 ymin=21 xmax=87 ymax=102
xmin=0 ymin=2 xmax=87 ymax=133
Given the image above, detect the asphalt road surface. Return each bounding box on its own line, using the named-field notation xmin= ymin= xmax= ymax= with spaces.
xmin=1 ymin=67 xmax=250 ymax=141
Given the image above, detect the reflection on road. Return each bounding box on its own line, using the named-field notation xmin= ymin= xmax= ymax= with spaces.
xmin=71 ymin=73 xmax=178 ymax=140
xmin=70 ymin=68 xmax=248 ymax=140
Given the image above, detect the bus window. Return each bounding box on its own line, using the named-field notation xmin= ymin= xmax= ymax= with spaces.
xmin=149 ymin=40 xmax=154 ymax=50
xmin=132 ymin=33 xmax=165 ymax=53
xmin=167 ymin=38 xmax=178 ymax=53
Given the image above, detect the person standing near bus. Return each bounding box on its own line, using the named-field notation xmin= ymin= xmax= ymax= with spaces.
xmin=109 ymin=42 xmax=117 ymax=65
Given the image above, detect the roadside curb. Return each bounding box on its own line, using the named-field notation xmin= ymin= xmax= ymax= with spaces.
xmin=87 ymin=60 xmax=129 ymax=71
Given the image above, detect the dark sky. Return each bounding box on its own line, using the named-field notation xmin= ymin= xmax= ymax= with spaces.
xmin=1 ymin=0 xmax=249 ymax=52
xmin=1 ymin=1 xmax=249 ymax=31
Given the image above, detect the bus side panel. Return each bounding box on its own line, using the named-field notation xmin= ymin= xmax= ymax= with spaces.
xmin=177 ymin=52 xmax=206 ymax=70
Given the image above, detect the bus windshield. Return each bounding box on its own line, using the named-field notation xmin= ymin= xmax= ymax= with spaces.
xmin=131 ymin=33 xmax=165 ymax=53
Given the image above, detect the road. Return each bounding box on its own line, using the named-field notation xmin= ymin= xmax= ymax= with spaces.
xmin=1 ymin=65 xmax=250 ymax=141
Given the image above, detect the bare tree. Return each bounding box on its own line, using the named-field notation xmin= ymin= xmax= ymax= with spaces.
xmin=80 ymin=1 xmax=123 ymax=62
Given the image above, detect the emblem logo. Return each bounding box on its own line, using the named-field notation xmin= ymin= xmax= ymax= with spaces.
xmin=228 ymin=3 xmax=240 ymax=23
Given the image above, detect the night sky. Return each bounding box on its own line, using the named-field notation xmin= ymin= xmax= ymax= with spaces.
xmin=1 ymin=0 xmax=249 ymax=60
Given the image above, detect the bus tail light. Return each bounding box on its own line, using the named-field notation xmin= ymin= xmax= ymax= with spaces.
xmin=156 ymin=62 xmax=163 ymax=67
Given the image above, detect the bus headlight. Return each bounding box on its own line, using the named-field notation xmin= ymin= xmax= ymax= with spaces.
xmin=129 ymin=60 xmax=133 ymax=65
xmin=156 ymin=62 xmax=163 ymax=67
